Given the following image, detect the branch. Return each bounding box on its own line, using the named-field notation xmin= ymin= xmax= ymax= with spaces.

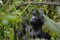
xmin=16 ymin=2 xmax=60 ymax=9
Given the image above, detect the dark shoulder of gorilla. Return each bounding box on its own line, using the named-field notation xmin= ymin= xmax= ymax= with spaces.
xmin=22 ymin=23 xmax=27 ymax=35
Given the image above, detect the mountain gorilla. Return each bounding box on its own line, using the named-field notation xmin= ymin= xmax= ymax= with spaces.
xmin=17 ymin=8 xmax=51 ymax=40
xmin=30 ymin=8 xmax=51 ymax=40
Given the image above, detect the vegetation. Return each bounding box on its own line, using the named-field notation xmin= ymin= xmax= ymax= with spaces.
xmin=0 ymin=0 xmax=60 ymax=40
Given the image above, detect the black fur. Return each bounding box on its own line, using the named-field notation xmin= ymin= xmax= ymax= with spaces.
xmin=30 ymin=8 xmax=51 ymax=40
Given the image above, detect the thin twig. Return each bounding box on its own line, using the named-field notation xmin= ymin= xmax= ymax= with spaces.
xmin=16 ymin=2 xmax=60 ymax=9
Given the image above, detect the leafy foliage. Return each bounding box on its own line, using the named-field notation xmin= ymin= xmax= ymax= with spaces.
xmin=0 ymin=0 xmax=60 ymax=40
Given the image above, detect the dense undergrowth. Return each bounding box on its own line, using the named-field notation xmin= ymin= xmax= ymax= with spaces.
xmin=0 ymin=0 xmax=60 ymax=40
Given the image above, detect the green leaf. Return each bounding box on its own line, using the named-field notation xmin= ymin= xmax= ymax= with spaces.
xmin=2 ymin=19 xmax=9 ymax=25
